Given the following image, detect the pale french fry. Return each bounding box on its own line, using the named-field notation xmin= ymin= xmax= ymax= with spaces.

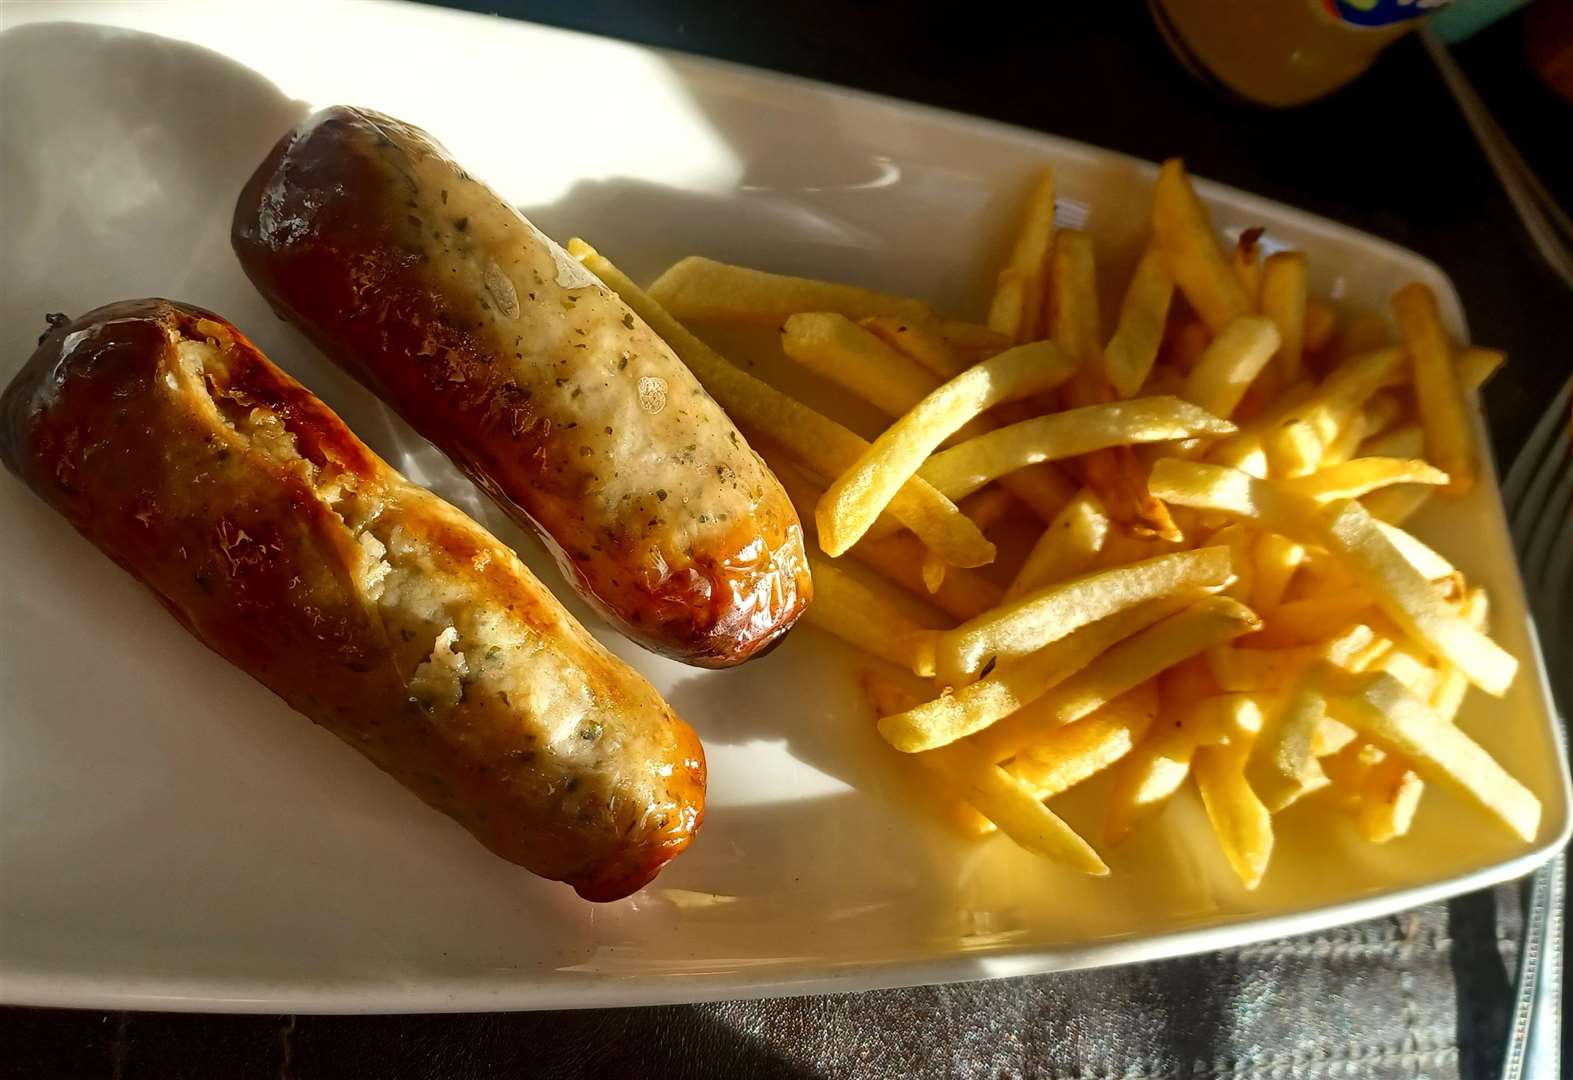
xmin=1430 ymin=587 xmax=1488 ymax=723
xmin=1048 ymin=230 xmax=1101 ymax=364
xmin=1358 ymin=755 xmax=1425 ymax=842
xmin=1152 ymin=159 xmax=1252 ymax=335
xmin=817 ymin=341 xmax=1077 ymax=557
xmin=1360 ymin=422 xmax=1424 ymax=460
xmin=1104 ymin=245 xmax=1176 ymax=397
xmin=1322 ymin=739 xmax=1386 ymax=801
xmin=988 ymin=269 xmax=1030 ymax=342
xmin=1207 ymin=622 xmax=1373 ymax=694
xmin=1304 ymin=300 xmax=1338 ymax=354
xmin=860 ymin=315 xmax=974 ymax=379
xmin=1245 ymin=660 xmax=1338 ymax=812
xmin=781 ymin=312 xmax=945 ymax=417
xmin=1372 ymin=636 xmax=1440 ymax=700
xmin=1182 ymin=315 xmax=1282 ymax=419
xmin=1358 ymin=390 xmax=1406 ymax=441
xmin=1458 ymin=345 xmax=1506 ymax=393
xmin=572 ymin=240 xmax=995 ymax=567
xmin=920 ymin=550 xmax=947 ymax=594
xmin=1327 ymin=671 xmax=1538 ymax=839
xmin=1250 ymin=533 xmax=1303 ymax=612
xmin=1312 ymin=714 xmax=1360 ymax=756
xmin=857 ymin=534 xmax=1004 ymax=621
xmin=1260 ymin=251 xmax=1308 ymax=385
xmin=934 ymin=546 xmax=1235 ymax=683
xmin=1263 ymin=419 xmax=1323 ymax=478
xmin=1193 ymin=740 xmax=1274 ymax=889
xmin=880 ymin=596 xmax=1193 ymax=753
xmin=918 ymin=397 xmax=1234 ymax=502
xmin=861 ymin=667 xmax=994 ymax=837
xmin=1362 ymin=485 xmax=1434 ymax=526
xmin=1149 ymin=458 xmax=1327 ymax=541
xmin=1392 ymin=283 xmax=1477 ymax=497
xmin=1006 ymin=490 xmax=1110 ymax=600
xmin=920 ymin=741 xmax=1109 ymax=872
xmin=801 ymin=554 xmax=947 ymax=670
xmin=1320 ymin=500 xmax=1515 ymax=695
xmin=1282 ymin=458 xmax=1450 ymax=502
xmin=1372 ymin=518 xmax=1456 ymax=580
xmin=968 ymin=597 xmax=1261 ymax=763
xmin=1319 ymin=412 xmax=1367 ymax=466
xmin=1008 ymin=681 xmax=1162 ymax=798
xmin=1229 ymin=228 xmax=1263 ymax=308
xmin=1280 ymin=756 xmax=1334 ymax=810
xmin=993 ymin=170 xmax=1057 ymax=342
xmin=647 ymin=255 xmax=1004 ymax=349
xmin=1167 ymin=318 xmax=1213 ymax=373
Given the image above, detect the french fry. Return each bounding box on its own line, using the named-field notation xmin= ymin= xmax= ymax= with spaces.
xmin=860 ymin=315 xmax=975 ymax=380
xmin=1333 ymin=313 xmax=1391 ymax=361
xmin=1319 ymin=412 xmax=1367 ymax=467
xmin=1182 ymin=315 xmax=1282 ymax=419
xmin=647 ymin=255 xmax=1004 ymax=349
xmin=1209 ymin=622 xmax=1374 ymax=695
xmin=959 ymin=487 xmax=1018 ymax=532
xmin=801 ymin=554 xmax=947 ymax=670
xmin=572 ymin=239 xmax=995 ymax=567
xmin=1205 ymin=523 xmax=1258 ymax=603
xmin=1263 ymin=420 xmax=1323 ymax=478
xmin=1362 ymin=485 xmax=1433 ymax=526
xmin=1009 ymin=682 xmax=1162 ymax=798
xmin=1371 ymin=519 xmax=1456 ymax=581
xmin=1318 ymin=500 xmax=1515 ymax=695
xmin=934 ymin=546 xmax=1235 ymax=683
xmin=1259 ymin=251 xmax=1309 ymax=385
xmin=918 ymin=397 xmax=1234 ymax=502
xmin=1250 ymin=595 xmax=1375 ymax=648
xmin=920 ymin=740 xmax=1109 ymax=873
xmin=816 ymin=341 xmax=1077 ymax=557
xmin=1193 ymin=740 xmax=1274 ymax=889
xmin=988 ymin=270 xmax=1031 ymax=343
xmin=1358 ymin=755 xmax=1425 ymax=842
xmin=968 ymin=597 xmax=1261 ymax=763
xmin=1104 ymin=245 xmax=1176 ymax=397
xmin=1006 ymin=490 xmax=1110 ymax=600
xmin=1282 ymin=458 xmax=1450 ymax=502
xmin=1372 ymin=635 xmax=1441 ymax=700
xmin=1392 ymin=282 xmax=1477 ymax=497
xmin=992 ymin=170 xmax=1057 ymax=342
xmin=781 ymin=313 xmax=946 ymax=417
xmin=861 ymin=668 xmax=994 ymax=837
xmin=1358 ymin=390 xmax=1406 ymax=441
xmin=1148 ymin=458 xmax=1327 ymax=542
xmin=1303 ymin=300 xmax=1338 ymax=354
xmin=1360 ymin=422 xmax=1424 ymax=460
xmin=1245 ymin=660 xmax=1338 ymax=812
xmin=1430 ymin=587 xmax=1488 ymax=723
xmin=1153 ymin=159 xmax=1252 ymax=335
xmin=880 ymin=596 xmax=1194 ymax=752
xmin=1048 ymin=231 xmax=1102 ymax=364
xmin=1250 ymin=533 xmax=1304 ymax=612
xmin=1327 ymin=671 xmax=1539 ymax=839
xmin=1458 ymin=345 xmax=1506 ymax=393
xmin=1229 ymin=228 xmax=1264 ymax=308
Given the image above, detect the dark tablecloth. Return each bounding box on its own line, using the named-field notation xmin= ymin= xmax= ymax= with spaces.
xmin=4 ymin=3 xmax=1569 ymax=1078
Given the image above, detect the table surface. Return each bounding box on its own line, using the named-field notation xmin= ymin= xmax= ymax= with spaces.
xmin=3 ymin=2 xmax=1570 ymax=1078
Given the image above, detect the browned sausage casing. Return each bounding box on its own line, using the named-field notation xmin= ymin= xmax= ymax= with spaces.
xmin=232 ymin=106 xmax=811 ymax=667
xmin=0 ymin=299 xmax=705 ymax=902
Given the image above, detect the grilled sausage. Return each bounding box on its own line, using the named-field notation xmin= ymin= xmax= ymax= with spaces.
xmin=0 ymin=299 xmax=705 ymax=901
xmin=232 ymin=106 xmax=811 ymax=667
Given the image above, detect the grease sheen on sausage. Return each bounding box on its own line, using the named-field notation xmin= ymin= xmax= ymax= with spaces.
xmin=232 ymin=106 xmax=811 ymax=667
xmin=0 ymin=300 xmax=704 ymax=901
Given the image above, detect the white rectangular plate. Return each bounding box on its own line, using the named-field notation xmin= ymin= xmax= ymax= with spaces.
xmin=0 ymin=0 xmax=1567 ymax=1013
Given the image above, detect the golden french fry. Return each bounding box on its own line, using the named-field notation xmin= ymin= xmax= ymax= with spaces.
xmin=1230 ymin=228 xmax=1263 ymax=309
xmin=1148 ymin=458 xmax=1327 ymax=541
xmin=1250 ymin=533 xmax=1303 ymax=612
xmin=1319 ymin=500 xmax=1514 ymax=695
xmin=1334 ymin=313 xmax=1392 ymax=361
xmin=1263 ymin=419 xmax=1323 ymax=478
xmin=1153 ymin=159 xmax=1252 ymax=335
xmin=1006 ymin=490 xmax=1110 ymax=600
xmin=920 ymin=741 xmax=1108 ymax=872
xmin=1360 ymin=422 xmax=1424 ymax=460
xmin=1193 ymin=740 xmax=1274 ymax=889
xmin=968 ymin=597 xmax=1261 ymax=763
xmin=959 ymin=487 xmax=1017 ymax=532
xmin=1009 ymin=682 xmax=1162 ymax=797
xmin=1358 ymin=754 xmax=1425 ymax=842
xmin=935 ymin=546 xmax=1235 ymax=683
xmin=880 ymin=596 xmax=1193 ymax=753
xmin=1362 ymin=486 xmax=1434 ymax=526
xmin=1245 ymin=660 xmax=1338 ymax=812
xmin=572 ymin=239 xmax=994 ymax=567
xmin=1458 ymin=345 xmax=1505 ymax=393
xmin=816 ymin=341 xmax=1077 ymax=557
xmin=1304 ymin=300 xmax=1338 ymax=354
xmin=1372 ymin=635 xmax=1440 ymax=699
xmin=988 ymin=269 xmax=1030 ymax=342
xmin=860 ymin=315 xmax=975 ymax=380
xmin=1260 ymin=251 xmax=1308 ymax=385
xmin=801 ymin=554 xmax=948 ymax=671
xmin=1358 ymin=390 xmax=1406 ymax=441
xmin=1431 ymin=587 xmax=1488 ymax=723
xmin=1182 ymin=315 xmax=1282 ymax=419
xmin=918 ymin=397 xmax=1234 ymax=502
xmin=1392 ymin=282 xmax=1477 ymax=497
xmin=1328 ymin=670 xmax=1538 ymax=839
xmin=1319 ymin=412 xmax=1367 ymax=466
xmin=1104 ymin=245 xmax=1176 ymax=397
xmin=1207 ymin=622 xmax=1373 ymax=694
xmin=920 ymin=550 xmax=947 ymax=594
xmin=647 ymin=254 xmax=1003 ymax=348
xmin=1371 ymin=519 xmax=1456 ymax=580
xmin=1282 ymin=458 xmax=1449 ymax=502
xmin=1047 ymin=231 xmax=1102 ymax=370
xmin=1167 ymin=317 xmax=1213 ymax=374
xmin=993 ymin=169 xmax=1058 ymax=343
xmin=781 ymin=312 xmax=944 ymax=417
xmin=858 ymin=534 xmax=1004 ymax=621
xmin=1250 ymin=595 xmax=1375 ymax=648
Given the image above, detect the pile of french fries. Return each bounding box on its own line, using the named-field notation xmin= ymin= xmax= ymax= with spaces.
xmin=567 ymin=156 xmax=1540 ymax=890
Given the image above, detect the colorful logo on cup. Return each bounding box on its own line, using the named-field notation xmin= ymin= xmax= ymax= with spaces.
xmin=1320 ymin=0 xmax=1451 ymax=28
